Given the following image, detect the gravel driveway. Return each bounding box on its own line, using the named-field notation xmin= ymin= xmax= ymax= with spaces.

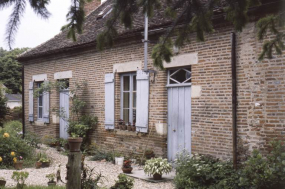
xmin=0 ymin=145 xmax=174 ymax=189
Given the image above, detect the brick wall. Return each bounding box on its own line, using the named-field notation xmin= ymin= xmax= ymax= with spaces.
xmin=22 ymin=21 xmax=285 ymax=159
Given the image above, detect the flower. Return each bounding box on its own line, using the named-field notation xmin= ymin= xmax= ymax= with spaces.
xmin=19 ymin=156 xmax=23 ymax=160
xmin=3 ymin=133 xmax=9 ymax=138
xmin=13 ymin=157 xmax=17 ymax=163
xmin=11 ymin=152 xmax=16 ymax=156
xmin=0 ymin=157 xmax=2 ymax=162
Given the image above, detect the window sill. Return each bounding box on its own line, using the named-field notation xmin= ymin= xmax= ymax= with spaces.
xmin=115 ymin=129 xmax=138 ymax=136
xmin=33 ymin=121 xmax=45 ymax=126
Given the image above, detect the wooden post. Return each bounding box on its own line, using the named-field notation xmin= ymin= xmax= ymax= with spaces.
xmin=66 ymin=152 xmax=82 ymax=189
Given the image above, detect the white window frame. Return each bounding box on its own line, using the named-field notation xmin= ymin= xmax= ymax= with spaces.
xmin=37 ymin=82 xmax=44 ymax=121
xmin=167 ymin=67 xmax=192 ymax=87
xmin=120 ymin=73 xmax=136 ymax=125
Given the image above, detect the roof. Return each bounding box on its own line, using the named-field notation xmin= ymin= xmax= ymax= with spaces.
xmin=18 ymin=0 xmax=174 ymax=60
xmin=5 ymin=94 xmax=22 ymax=102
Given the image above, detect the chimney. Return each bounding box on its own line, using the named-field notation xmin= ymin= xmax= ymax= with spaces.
xmin=84 ymin=0 xmax=102 ymax=16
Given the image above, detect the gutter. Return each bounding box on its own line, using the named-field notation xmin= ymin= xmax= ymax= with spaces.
xmin=231 ymin=32 xmax=237 ymax=169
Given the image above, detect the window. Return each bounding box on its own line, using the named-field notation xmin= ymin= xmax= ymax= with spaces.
xmin=168 ymin=67 xmax=191 ymax=85
xmin=37 ymin=82 xmax=44 ymax=120
xmin=121 ymin=73 xmax=136 ymax=125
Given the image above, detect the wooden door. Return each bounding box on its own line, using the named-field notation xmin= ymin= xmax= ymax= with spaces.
xmin=60 ymin=90 xmax=69 ymax=139
xmin=167 ymin=86 xmax=191 ymax=161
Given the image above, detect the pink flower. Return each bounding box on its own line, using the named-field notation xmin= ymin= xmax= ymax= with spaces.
xmin=19 ymin=156 xmax=23 ymax=160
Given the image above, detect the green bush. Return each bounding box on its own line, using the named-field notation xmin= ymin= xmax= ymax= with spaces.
xmin=24 ymin=132 xmax=42 ymax=149
xmin=0 ymin=122 xmax=35 ymax=168
xmin=110 ymin=174 xmax=134 ymax=189
xmin=90 ymin=150 xmax=114 ymax=162
xmin=174 ymin=140 xmax=285 ymax=189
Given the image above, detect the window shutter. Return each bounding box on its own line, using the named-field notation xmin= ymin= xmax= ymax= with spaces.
xmin=105 ymin=73 xmax=115 ymax=129
xmin=136 ymin=70 xmax=149 ymax=133
xmin=43 ymin=80 xmax=50 ymax=123
xmin=28 ymin=82 xmax=34 ymax=122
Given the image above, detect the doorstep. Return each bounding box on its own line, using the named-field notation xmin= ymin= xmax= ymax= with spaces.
xmin=124 ymin=167 xmax=175 ymax=183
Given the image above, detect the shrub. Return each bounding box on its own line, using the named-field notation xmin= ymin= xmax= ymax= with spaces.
xmin=12 ymin=171 xmax=29 ymax=189
xmin=90 ymin=150 xmax=114 ymax=162
xmin=144 ymin=157 xmax=172 ymax=177
xmin=24 ymin=132 xmax=41 ymax=148
xmin=0 ymin=122 xmax=35 ymax=168
xmin=110 ymin=174 xmax=134 ymax=189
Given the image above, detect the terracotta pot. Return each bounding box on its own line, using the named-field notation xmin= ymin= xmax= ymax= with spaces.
xmin=0 ymin=180 xmax=6 ymax=187
xmin=153 ymin=173 xmax=162 ymax=180
xmin=47 ymin=181 xmax=56 ymax=186
xmin=122 ymin=167 xmax=133 ymax=173
xmin=127 ymin=126 xmax=132 ymax=131
xmin=41 ymin=162 xmax=50 ymax=168
xmin=14 ymin=161 xmax=23 ymax=170
xmin=68 ymin=137 xmax=83 ymax=152
xmin=132 ymin=126 xmax=136 ymax=132
xmin=35 ymin=161 xmax=42 ymax=169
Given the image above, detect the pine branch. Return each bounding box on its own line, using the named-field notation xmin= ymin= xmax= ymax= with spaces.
xmin=5 ymin=0 xmax=26 ymax=50
xmin=0 ymin=0 xmax=17 ymax=10
xmin=29 ymin=0 xmax=51 ymax=19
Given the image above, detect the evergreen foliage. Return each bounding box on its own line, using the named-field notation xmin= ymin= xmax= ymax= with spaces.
xmin=0 ymin=83 xmax=7 ymax=127
xmin=0 ymin=48 xmax=28 ymax=94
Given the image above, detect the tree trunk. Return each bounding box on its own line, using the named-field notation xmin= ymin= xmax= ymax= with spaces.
xmin=66 ymin=152 xmax=82 ymax=189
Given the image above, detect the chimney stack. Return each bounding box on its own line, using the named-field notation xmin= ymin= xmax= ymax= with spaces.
xmin=84 ymin=0 xmax=102 ymax=16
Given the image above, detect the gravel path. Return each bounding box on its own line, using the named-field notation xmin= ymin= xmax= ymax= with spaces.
xmin=0 ymin=145 xmax=174 ymax=189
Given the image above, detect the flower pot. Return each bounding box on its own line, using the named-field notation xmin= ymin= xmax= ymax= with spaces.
xmin=116 ymin=157 xmax=124 ymax=165
xmin=120 ymin=125 xmax=127 ymax=130
xmin=122 ymin=167 xmax=133 ymax=173
xmin=41 ymin=162 xmax=50 ymax=168
xmin=132 ymin=126 xmax=136 ymax=132
xmin=0 ymin=180 xmax=6 ymax=187
xmin=68 ymin=137 xmax=83 ymax=152
xmin=47 ymin=181 xmax=56 ymax=186
xmin=127 ymin=126 xmax=132 ymax=131
xmin=35 ymin=161 xmax=42 ymax=169
xmin=14 ymin=161 xmax=23 ymax=170
xmin=153 ymin=173 xmax=162 ymax=180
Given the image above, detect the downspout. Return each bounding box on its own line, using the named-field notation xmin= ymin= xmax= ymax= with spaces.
xmin=22 ymin=64 xmax=25 ymax=139
xmin=231 ymin=32 xmax=237 ymax=169
xmin=143 ymin=13 xmax=148 ymax=71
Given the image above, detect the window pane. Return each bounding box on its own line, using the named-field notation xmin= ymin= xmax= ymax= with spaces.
xmin=123 ymin=76 xmax=130 ymax=91
xmin=133 ymin=92 xmax=136 ymax=108
xmin=39 ymin=96 xmax=43 ymax=106
xmin=123 ymin=109 xmax=129 ymax=123
xmin=123 ymin=92 xmax=130 ymax=108
xmin=169 ymin=68 xmax=191 ymax=84
xmin=133 ymin=109 xmax=136 ymax=124
xmin=133 ymin=75 xmax=136 ymax=91
xmin=39 ymin=107 xmax=42 ymax=118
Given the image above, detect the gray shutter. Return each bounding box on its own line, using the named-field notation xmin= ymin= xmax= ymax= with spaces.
xmin=43 ymin=80 xmax=50 ymax=123
xmin=105 ymin=73 xmax=115 ymax=129
xmin=28 ymin=82 xmax=34 ymax=122
xmin=136 ymin=70 xmax=149 ymax=133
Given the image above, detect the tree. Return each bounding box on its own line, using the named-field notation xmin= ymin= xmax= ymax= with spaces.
xmin=2 ymin=0 xmax=284 ymax=69
xmin=0 ymin=83 xmax=7 ymax=127
xmin=0 ymin=48 xmax=28 ymax=94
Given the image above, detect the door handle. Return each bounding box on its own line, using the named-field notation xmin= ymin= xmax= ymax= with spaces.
xmin=173 ymin=129 xmax=176 ymax=132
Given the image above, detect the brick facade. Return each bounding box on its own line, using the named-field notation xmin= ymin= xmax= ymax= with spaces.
xmin=22 ymin=21 xmax=285 ymax=159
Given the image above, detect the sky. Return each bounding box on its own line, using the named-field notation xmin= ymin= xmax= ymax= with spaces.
xmin=0 ymin=0 xmax=71 ymax=50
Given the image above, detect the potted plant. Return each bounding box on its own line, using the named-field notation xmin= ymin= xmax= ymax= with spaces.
xmin=122 ymin=160 xmax=133 ymax=173
xmin=46 ymin=173 xmax=56 ymax=186
xmin=0 ymin=177 xmax=6 ymax=187
xmin=144 ymin=149 xmax=155 ymax=159
xmin=12 ymin=171 xmax=29 ymax=189
xmin=14 ymin=156 xmax=23 ymax=170
xmin=67 ymin=123 xmax=89 ymax=152
xmin=127 ymin=122 xmax=132 ymax=131
xmin=39 ymin=157 xmax=50 ymax=168
xmin=144 ymin=158 xmax=172 ymax=180
xmin=35 ymin=161 xmax=42 ymax=169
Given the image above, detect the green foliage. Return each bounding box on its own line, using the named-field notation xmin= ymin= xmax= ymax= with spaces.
xmin=174 ymin=140 xmax=285 ymax=189
xmin=11 ymin=171 xmax=29 ymax=189
xmin=3 ymin=186 xmax=65 ymax=189
xmin=151 ymin=38 xmax=173 ymax=70
xmin=110 ymin=174 xmax=134 ymax=189
xmin=81 ymin=165 xmax=104 ymax=189
xmin=0 ymin=121 xmax=35 ymax=168
xmin=143 ymin=157 xmax=172 ymax=176
xmin=90 ymin=150 xmax=114 ymax=162
xmin=24 ymin=132 xmax=42 ymax=149
xmin=46 ymin=173 xmax=56 ymax=182
xmin=0 ymin=84 xmax=7 ymax=127
xmin=0 ymin=48 xmax=28 ymax=93
xmin=68 ymin=123 xmax=89 ymax=138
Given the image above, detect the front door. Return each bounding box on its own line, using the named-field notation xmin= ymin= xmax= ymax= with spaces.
xmin=60 ymin=89 xmax=69 ymax=139
xmin=167 ymin=68 xmax=192 ymax=161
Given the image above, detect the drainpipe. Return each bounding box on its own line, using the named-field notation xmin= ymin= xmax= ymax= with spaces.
xmin=143 ymin=13 xmax=148 ymax=72
xmin=231 ymin=32 xmax=237 ymax=169
xmin=22 ymin=64 xmax=25 ymax=139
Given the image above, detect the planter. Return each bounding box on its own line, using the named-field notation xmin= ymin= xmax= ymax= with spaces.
xmin=115 ymin=157 xmax=124 ymax=165
xmin=122 ymin=167 xmax=133 ymax=174
xmin=132 ymin=126 xmax=136 ymax=132
xmin=47 ymin=181 xmax=56 ymax=186
xmin=68 ymin=137 xmax=83 ymax=152
xmin=120 ymin=125 xmax=127 ymax=130
xmin=153 ymin=173 xmax=162 ymax=180
xmin=41 ymin=162 xmax=50 ymax=168
xmin=0 ymin=180 xmax=6 ymax=187
xmin=14 ymin=161 xmax=23 ymax=170
xmin=127 ymin=126 xmax=132 ymax=131
xmin=35 ymin=161 xmax=42 ymax=169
